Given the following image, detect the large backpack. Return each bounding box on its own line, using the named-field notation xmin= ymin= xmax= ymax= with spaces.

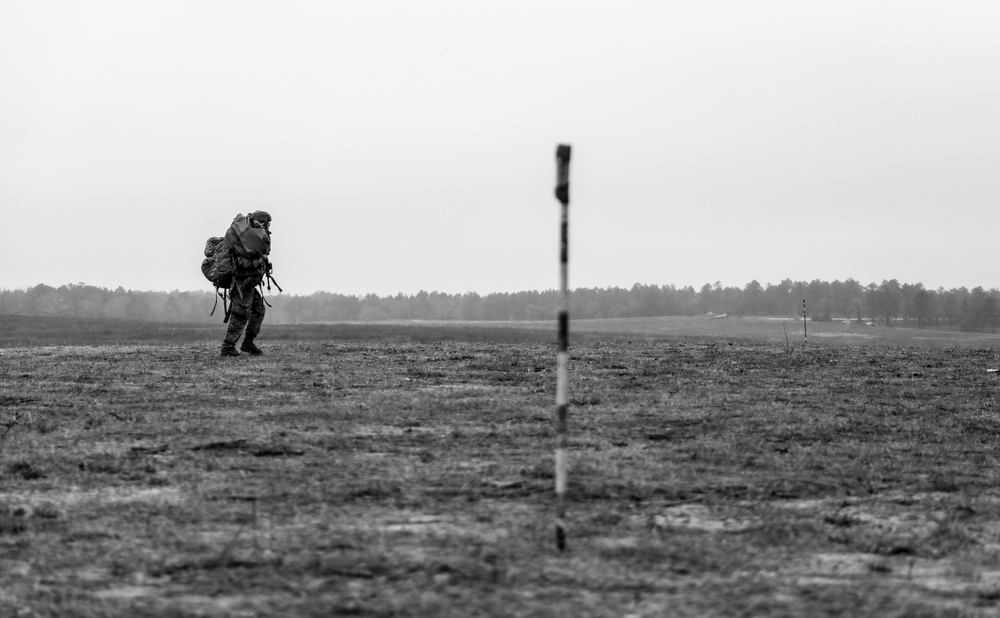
xmin=201 ymin=236 xmax=235 ymax=290
xmin=200 ymin=236 xmax=236 ymax=320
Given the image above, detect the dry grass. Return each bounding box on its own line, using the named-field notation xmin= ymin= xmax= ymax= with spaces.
xmin=2 ymin=320 xmax=1000 ymax=616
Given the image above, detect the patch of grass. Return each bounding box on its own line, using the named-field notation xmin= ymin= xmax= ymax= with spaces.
xmin=8 ymin=461 xmax=47 ymax=480
xmin=0 ymin=506 xmax=29 ymax=536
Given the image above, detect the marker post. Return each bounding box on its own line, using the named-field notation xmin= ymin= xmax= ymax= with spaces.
xmin=554 ymin=144 xmax=571 ymax=551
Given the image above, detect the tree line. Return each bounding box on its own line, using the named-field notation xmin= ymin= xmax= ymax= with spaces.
xmin=2 ymin=279 xmax=999 ymax=331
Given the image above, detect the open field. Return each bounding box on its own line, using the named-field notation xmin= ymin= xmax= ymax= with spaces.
xmin=6 ymin=313 xmax=1000 ymax=349
xmin=4 ymin=315 xmax=1000 ymax=616
xmin=344 ymin=315 xmax=1000 ymax=349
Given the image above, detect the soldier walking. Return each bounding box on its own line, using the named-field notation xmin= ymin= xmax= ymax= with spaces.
xmin=221 ymin=210 xmax=272 ymax=357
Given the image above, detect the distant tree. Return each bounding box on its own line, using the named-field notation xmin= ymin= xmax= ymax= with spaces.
xmin=887 ymin=280 xmax=904 ymax=325
xmin=124 ymin=292 xmax=148 ymax=320
xmin=938 ymin=288 xmax=968 ymax=329
xmin=162 ymin=294 xmax=181 ymax=322
xmin=762 ymin=279 xmax=793 ymax=316
xmin=983 ymin=294 xmax=1000 ymax=332
xmin=877 ymin=279 xmax=902 ymax=326
xmin=460 ymin=292 xmax=482 ymax=320
xmin=863 ymin=282 xmax=879 ymax=324
xmin=961 ymin=287 xmax=1000 ymax=331
xmin=831 ymin=279 xmax=864 ymax=320
xmin=699 ymin=283 xmax=714 ymax=314
xmin=677 ymin=285 xmax=700 ymax=315
xmin=412 ymin=290 xmax=432 ymax=319
xmin=631 ymin=283 xmax=663 ymax=317
xmin=39 ymin=289 xmax=70 ymax=316
xmin=358 ymin=293 xmax=385 ymax=321
xmin=806 ymin=280 xmax=830 ymax=312
xmin=740 ymin=280 xmax=763 ymax=315
xmin=813 ymin=297 xmax=834 ymax=322
xmin=716 ymin=284 xmax=742 ymax=316
xmin=912 ymin=288 xmax=934 ymax=328
xmin=902 ymin=283 xmax=930 ymax=328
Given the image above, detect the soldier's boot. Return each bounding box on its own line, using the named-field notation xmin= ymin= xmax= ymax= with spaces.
xmin=240 ymin=338 xmax=263 ymax=356
xmin=220 ymin=343 xmax=240 ymax=357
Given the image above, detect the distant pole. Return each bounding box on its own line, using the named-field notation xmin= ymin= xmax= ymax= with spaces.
xmin=554 ymin=144 xmax=571 ymax=551
xmin=803 ymin=298 xmax=807 ymax=344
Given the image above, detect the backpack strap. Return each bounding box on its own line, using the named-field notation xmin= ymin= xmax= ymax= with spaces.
xmin=258 ymin=282 xmax=273 ymax=308
xmin=231 ymin=278 xmax=245 ymax=299
xmin=209 ymin=286 xmax=231 ymax=323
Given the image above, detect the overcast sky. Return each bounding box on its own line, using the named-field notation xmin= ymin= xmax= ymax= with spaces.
xmin=2 ymin=1 xmax=999 ymax=297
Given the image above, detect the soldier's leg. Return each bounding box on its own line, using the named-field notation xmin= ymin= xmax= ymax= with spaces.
xmin=245 ymin=288 xmax=266 ymax=339
xmin=222 ymin=286 xmax=254 ymax=354
xmin=240 ymin=288 xmax=266 ymax=356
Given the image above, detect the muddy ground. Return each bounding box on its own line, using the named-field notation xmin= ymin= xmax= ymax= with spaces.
xmin=3 ymin=325 xmax=1000 ymax=616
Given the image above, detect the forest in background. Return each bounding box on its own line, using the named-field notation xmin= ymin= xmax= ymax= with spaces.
xmin=2 ymin=279 xmax=1000 ymax=331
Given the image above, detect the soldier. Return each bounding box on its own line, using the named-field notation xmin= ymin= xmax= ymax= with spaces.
xmin=221 ymin=210 xmax=272 ymax=357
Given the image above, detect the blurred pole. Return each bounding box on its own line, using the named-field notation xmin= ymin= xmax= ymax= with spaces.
xmin=554 ymin=144 xmax=571 ymax=551
xmin=803 ymin=298 xmax=807 ymax=344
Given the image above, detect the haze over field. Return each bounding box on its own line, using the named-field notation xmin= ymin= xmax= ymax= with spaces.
xmin=2 ymin=2 xmax=999 ymax=296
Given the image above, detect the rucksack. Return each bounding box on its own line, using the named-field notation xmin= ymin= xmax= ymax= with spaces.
xmin=201 ymin=236 xmax=235 ymax=290
xmin=201 ymin=236 xmax=236 ymax=320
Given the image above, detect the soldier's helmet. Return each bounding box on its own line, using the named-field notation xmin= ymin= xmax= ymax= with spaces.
xmin=250 ymin=211 xmax=271 ymax=225
xmin=250 ymin=211 xmax=271 ymax=231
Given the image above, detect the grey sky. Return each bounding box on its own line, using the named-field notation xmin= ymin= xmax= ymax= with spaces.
xmin=2 ymin=1 xmax=998 ymax=296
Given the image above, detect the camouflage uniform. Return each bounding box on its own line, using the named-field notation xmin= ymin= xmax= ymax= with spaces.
xmin=221 ymin=211 xmax=271 ymax=356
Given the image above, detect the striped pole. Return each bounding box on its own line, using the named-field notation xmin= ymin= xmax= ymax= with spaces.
xmin=803 ymin=298 xmax=807 ymax=344
xmin=554 ymin=144 xmax=571 ymax=551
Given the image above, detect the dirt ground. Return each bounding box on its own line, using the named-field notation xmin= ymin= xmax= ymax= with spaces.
xmin=3 ymin=329 xmax=1000 ymax=616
